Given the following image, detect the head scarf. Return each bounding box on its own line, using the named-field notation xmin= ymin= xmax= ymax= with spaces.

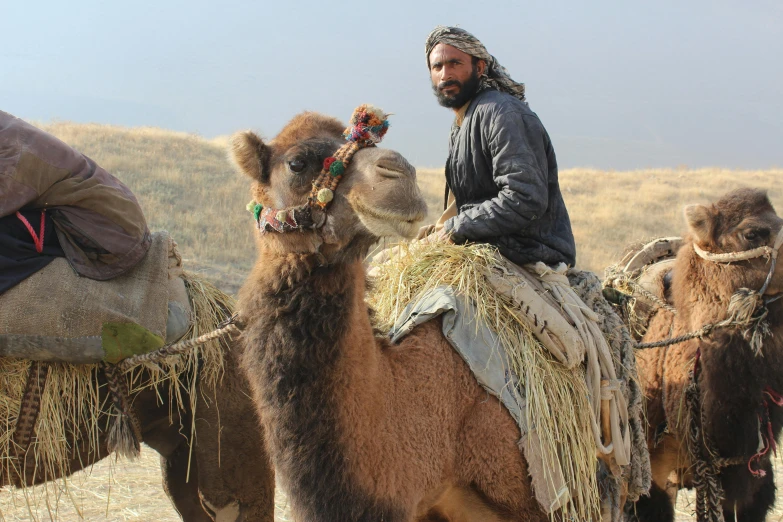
xmin=425 ymin=26 xmax=526 ymax=102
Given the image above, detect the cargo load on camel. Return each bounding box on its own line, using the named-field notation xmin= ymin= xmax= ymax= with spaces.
xmin=0 ymin=109 xmax=191 ymax=364
xmin=368 ymin=241 xmax=651 ymax=521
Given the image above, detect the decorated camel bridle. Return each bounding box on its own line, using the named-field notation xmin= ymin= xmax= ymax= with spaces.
xmin=637 ymin=225 xmax=783 ymax=351
xmin=246 ymin=104 xmax=390 ymax=234
xmin=693 ymin=225 xmax=783 ymax=298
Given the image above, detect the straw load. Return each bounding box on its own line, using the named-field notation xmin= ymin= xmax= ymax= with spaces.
xmin=368 ymin=241 xmax=650 ymax=521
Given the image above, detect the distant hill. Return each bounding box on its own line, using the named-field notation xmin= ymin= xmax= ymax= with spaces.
xmin=40 ymin=122 xmax=783 ymax=292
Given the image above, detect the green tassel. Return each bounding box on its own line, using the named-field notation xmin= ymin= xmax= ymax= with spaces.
xmin=247 ymin=200 xmax=263 ymax=221
xmin=329 ymin=161 xmax=345 ymax=177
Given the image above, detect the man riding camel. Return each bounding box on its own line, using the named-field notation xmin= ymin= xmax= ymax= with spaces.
xmin=422 ymin=26 xmax=576 ymax=268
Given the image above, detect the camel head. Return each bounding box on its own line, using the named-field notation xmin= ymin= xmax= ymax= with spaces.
xmin=230 ymin=109 xmax=427 ymax=259
xmin=683 ymin=188 xmax=783 ymax=296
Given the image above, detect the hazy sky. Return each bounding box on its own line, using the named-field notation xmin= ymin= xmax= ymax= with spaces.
xmin=3 ymin=0 xmax=782 ymax=169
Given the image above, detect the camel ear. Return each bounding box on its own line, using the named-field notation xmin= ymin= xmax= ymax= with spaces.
xmin=684 ymin=204 xmax=715 ymax=245
xmin=229 ymin=131 xmax=270 ymax=182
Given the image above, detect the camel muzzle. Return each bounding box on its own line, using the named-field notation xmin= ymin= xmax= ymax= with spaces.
xmin=693 ymin=225 xmax=783 ymax=296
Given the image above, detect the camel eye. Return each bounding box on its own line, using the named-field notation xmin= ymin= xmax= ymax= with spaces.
xmin=744 ymin=229 xmax=769 ymax=242
xmin=288 ymin=159 xmax=307 ymax=173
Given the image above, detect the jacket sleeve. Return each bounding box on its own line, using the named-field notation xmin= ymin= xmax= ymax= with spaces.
xmin=443 ymin=110 xmax=549 ymax=243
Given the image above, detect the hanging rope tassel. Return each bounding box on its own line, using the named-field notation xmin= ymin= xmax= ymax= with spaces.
xmin=686 ymin=349 xmax=726 ymax=522
xmin=101 ymin=362 xmax=142 ymax=459
xmin=763 ymin=386 xmax=783 ymax=406
xmin=15 ymin=210 xmax=46 ymax=253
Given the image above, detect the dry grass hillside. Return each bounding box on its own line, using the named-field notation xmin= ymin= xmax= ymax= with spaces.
xmin=1 ymin=122 xmax=782 ymax=521
xmin=34 ymin=122 xmax=783 ymax=292
xmin=38 ymin=122 xmax=253 ymax=292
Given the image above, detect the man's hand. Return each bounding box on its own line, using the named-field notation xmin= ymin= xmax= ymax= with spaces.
xmin=420 ymin=226 xmax=452 ymax=245
xmin=416 ymin=224 xmax=437 ymax=240
xmin=435 ymin=227 xmax=453 ymax=243
xmin=414 ymin=224 xmax=453 ymax=245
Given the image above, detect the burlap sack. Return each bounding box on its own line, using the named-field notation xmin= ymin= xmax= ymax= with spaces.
xmin=0 ymin=232 xmax=174 ymax=362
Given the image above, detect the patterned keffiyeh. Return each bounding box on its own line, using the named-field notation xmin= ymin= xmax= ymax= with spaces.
xmin=425 ymin=26 xmax=526 ymax=102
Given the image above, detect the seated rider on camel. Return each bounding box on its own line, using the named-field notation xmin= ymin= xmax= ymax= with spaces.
xmin=421 ymin=26 xmax=576 ymax=269
xmin=0 ymin=110 xmax=150 ymax=294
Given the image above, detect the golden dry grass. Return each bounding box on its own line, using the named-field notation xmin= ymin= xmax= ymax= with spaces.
xmin=37 ymin=122 xmax=783 ymax=289
xmin=1 ymin=122 xmax=781 ymax=520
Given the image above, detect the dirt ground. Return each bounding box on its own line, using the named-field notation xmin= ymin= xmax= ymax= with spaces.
xmin=1 ymin=444 xmax=780 ymax=521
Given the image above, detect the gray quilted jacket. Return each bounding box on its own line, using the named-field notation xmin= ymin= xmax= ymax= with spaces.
xmin=442 ymin=89 xmax=576 ymax=267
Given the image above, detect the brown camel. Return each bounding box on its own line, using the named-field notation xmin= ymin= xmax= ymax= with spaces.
xmin=631 ymin=188 xmax=783 ymax=522
xmin=2 ymin=339 xmax=275 ymax=521
xmin=232 ymin=111 xmax=571 ymax=522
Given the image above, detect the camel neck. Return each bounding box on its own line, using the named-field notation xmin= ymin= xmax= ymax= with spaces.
xmin=667 ymin=247 xmax=783 ymax=460
xmin=241 ymin=253 xmax=369 ymax=365
xmin=239 ymin=254 xmax=401 ymax=519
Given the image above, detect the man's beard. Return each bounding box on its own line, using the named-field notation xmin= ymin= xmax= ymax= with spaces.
xmin=432 ymin=67 xmax=482 ymax=109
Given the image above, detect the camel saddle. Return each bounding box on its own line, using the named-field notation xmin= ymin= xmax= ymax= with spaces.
xmin=603 ymin=237 xmax=683 ymax=340
xmin=0 ymin=231 xmax=191 ymax=364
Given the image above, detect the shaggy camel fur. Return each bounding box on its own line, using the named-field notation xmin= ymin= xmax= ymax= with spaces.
xmin=234 ymin=112 xmax=557 ymax=522
xmin=2 ymin=343 xmax=275 ymax=522
xmin=632 ymin=188 xmax=783 ymax=522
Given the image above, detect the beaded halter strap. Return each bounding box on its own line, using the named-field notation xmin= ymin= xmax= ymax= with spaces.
xmin=247 ymin=104 xmax=390 ymax=234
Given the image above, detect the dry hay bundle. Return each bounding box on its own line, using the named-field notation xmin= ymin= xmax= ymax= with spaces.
xmin=0 ymin=271 xmax=231 ymax=510
xmin=368 ymin=241 xmax=600 ymax=521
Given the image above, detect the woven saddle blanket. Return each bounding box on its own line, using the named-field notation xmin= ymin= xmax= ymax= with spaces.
xmin=0 ymin=232 xmax=190 ymax=363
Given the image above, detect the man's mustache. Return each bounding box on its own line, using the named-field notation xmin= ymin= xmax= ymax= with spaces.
xmin=438 ymin=80 xmax=461 ymax=90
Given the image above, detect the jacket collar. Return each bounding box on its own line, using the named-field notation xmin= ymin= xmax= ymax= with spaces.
xmin=452 ymin=88 xmax=494 ymax=129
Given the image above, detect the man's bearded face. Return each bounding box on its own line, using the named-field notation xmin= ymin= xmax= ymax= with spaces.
xmin=432 ymin=65 xmax=481 ymax=108
xmin=429 ymin=43 xmax=484 ymax=109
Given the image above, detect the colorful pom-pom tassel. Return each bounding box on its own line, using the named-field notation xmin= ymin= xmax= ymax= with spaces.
xmin=317 ymin=188 xmax=334 ymax=204
xmin=329 ymin=160 xmax=345 ymax=177
xmin=343 ymin=104 xmax=389 ymax=144
xmin=247 ymin=201 xmax=263 ymax=221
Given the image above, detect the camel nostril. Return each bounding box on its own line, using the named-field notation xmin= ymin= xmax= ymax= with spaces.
xmin=375 ymin=165 xmax=406 ymax=179
xmin=375 ymin=155 xmax=415 ymax=180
